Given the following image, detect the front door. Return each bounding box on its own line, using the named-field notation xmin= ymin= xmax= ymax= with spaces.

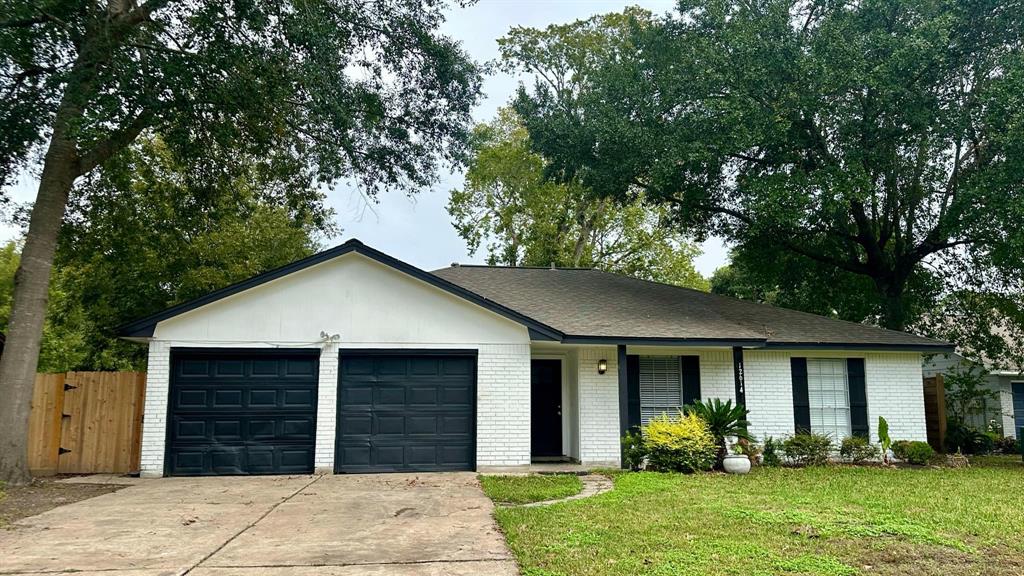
xmin=531 ymin=359 xmax=562 ymax=458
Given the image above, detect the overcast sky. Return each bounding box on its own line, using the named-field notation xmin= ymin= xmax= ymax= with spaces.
xmin=0 ymin=0 xmax=729 ymax=276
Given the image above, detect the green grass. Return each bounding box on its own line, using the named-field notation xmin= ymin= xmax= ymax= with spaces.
xmin=491 ymin=457 xmax=1024 ymax=576
xmin=480 ymin=474 xmax=583 ymax=505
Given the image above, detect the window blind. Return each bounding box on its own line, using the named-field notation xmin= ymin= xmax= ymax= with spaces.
xmin=639 ymin=356 xmax=683 ymax=425
xmin=807 ymin=358 xmax=852 ymax=440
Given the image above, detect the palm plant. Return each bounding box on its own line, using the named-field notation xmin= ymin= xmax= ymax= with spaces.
xmin=686 ymin=399 xmax=753 ymax=469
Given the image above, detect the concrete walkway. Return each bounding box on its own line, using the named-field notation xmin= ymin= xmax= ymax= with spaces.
xmin=517 ymin=474 xmax=614 ymax=508
xmin=0 ymin=473 xmax=518 ymax=576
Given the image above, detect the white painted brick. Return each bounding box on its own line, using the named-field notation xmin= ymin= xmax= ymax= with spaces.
xmin=577 ymin=346 xmax=620 ymax=466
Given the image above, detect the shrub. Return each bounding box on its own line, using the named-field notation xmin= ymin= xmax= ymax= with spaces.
xmin=762 ymin=436 xmax=783 ymax=467
xmin=945 ymin=421 xmax=993 ymax=454
xmin=993 ymin=436 xmax=1021 ymax=455
xmin=643 ymin=412 xmax=717 ymax=473
xmin=685 ymin=399 xmax=752 ymax=468
xmin=621 ymin=429 xmax=645 ymax=471
xmin=733 ymin=437 xmax=761 ymax=463
xmin=840 ymin=436 xmax=880 ymax=464
xmin=891 ymin=440 xmax=912 ymax=460
xmin=878 ymin=416 xmax=892 ymax=463
xmin=782 ymin=432 xmax=833 ymax=466
xmin=901 ymin=441 xmax=936 ymax=465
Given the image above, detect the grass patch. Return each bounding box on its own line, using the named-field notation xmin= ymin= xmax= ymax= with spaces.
xmin=494 ymin=459 xmax=1024 ymax=575
xmin=480 ymin=474 xmax=583 ymax=505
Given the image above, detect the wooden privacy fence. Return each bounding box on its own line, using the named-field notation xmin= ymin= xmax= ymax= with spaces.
xmin=923 ymin=374 xmax=947 ymax=453
xmin=28 ymin=371 xmax=146 ymax=476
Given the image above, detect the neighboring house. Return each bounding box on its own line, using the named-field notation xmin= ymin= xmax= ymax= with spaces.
xmin=120 ymin=239 xmax=952 ymax=477
xmin=923 ymin=352 xmax=1022 ymax=439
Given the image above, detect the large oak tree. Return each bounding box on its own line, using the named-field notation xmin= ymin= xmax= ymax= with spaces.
xmin=0 ymin=0 xmax=481 ymax=483
xmin=508 ymin=0 xmax=1024 ymax=364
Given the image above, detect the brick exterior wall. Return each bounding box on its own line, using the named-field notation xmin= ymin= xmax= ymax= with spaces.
xmin=314 ymin=342 xmax=340 ymax=471
xmin=476 ymin=344 xmax=532 ymax=466
xmin=577 ymin=346 xmax=620 ymax=466
xmin=699 ymin=349 xmax=736 ymax=402
xmin=139 ymin=341 xmax=170 ymax=477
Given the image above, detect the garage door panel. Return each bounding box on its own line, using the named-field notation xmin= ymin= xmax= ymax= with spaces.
xmin=336 ymin=353 xmax=475 ymax=473
xmin=166 ymin=350 xmax=317 ymax=476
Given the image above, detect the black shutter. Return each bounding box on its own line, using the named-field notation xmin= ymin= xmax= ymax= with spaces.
xmin=847 ymin=358 xmax=869 ymax=438
xmin=681 ymin=355 xmax=701 ymax=406
xmin=627 ymin=355 xmax=641 ymax=431
xmin=791 ymin=357 xmax=811 ymax=434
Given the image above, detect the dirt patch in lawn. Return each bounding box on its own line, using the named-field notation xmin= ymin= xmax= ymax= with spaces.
xmin=840 ymin=540 xmax=1024 ymax=576
xmin=0 ymin=477 xmax=123 ymax=527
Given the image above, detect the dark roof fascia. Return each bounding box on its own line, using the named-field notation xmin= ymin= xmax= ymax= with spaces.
xmin=557 ymin=335 xmax=768 ymax=348
xmin=762 ymin=341 xmax=956 ymax=353
xmin=118 ymin=240 xmax=565 ymax=340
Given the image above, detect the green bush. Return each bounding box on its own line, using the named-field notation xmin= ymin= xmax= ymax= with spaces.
xmin=901 ymin=441 xmax=936 ymax=465
xmin=761 ymin=436 xmax=783 ymax=467
xmin=685 ymin=398 xmax=752 ymax=468
xmin=643 ymin=412 xmax=717 ymax=473
xmin=891 ymin=439 xmax=912 ymax=460
xmin=621 ymin=429 xmax=645 ymax=471
xmin=782 ymin=433 xmax=833 ymax=466
xmin=945 ymin=421 xmax=993 ymax=454
xmin=839 ymin=436 xmax=880 ymax=464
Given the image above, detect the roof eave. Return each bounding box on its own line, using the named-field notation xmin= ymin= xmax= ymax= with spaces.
xmin=763 ymin=341 xmax=956 ymax=353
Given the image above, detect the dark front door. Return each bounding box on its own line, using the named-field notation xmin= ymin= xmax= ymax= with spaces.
xmin=336 ymin=352 xmax=476 ymax=473
xmin=531 ymin=359 xmax=562 ymax=458
xmin=165 ymin=349 xmax=318 ymax=476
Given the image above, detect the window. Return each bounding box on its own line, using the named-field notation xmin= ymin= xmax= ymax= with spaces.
xmin=807 ymin=358 xmax=851 ymax=440
xmin=640 ymin=356 xmax=682 ymax=425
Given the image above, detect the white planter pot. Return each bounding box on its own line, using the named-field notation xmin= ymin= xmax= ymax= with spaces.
xmin=723 ymin=454 xmax=751 ymax=475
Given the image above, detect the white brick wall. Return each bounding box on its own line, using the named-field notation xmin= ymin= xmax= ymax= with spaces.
xmin=477 ymin=344 xmax=532 ymax=466
xmin=864 ymin=352 xmax=927 ymax=442
xmin=139 ymin=341 xmax=170 ymax=477
xmin=314 ymin=342 xmax=340 ymax=471
xmin=577 ymin=346 xmax=620 ymax=466
xmin=742 ymin=350 xmax=927 ymax=443
xmin=744 ymin=350 xmax=797 ymax=441
xmin=699 ymin=349 xmax=736 ymax=402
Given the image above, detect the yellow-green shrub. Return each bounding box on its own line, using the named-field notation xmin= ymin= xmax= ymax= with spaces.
xmin=643 ymin=412 xmax=717 ymax=473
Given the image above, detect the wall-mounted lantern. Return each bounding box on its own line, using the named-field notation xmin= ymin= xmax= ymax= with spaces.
xmin=597 ymin=359 xmax=608 ymax=375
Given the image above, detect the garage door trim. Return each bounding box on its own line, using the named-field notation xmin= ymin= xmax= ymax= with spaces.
xmin=165 ymin=347 xmax=320 ymax=476
xmin=335 ymin=349 xmax=478 ymax=473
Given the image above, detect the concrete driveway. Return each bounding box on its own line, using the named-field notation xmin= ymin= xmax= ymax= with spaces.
xmin=0 ymin=473 xmax=518 ymax=576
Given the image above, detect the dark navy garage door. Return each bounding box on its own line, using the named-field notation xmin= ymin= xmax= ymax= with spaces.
xmin=166 ymin=349 xmax=318 ymax=476
xmin=336 ymin=352 xmax=476 ymax=473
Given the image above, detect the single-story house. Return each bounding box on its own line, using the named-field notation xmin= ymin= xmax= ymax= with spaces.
xmin=120 ymin=239 xmax=953 ymax=477
xmin=923 ymin=352 xmax=1023 ymax=439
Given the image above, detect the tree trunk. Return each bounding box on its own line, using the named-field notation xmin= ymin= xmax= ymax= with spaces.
xmin=0 ymin=128 xmax=78 ymax=485
xmin=880 ymin=286 xmax=908 ymax=332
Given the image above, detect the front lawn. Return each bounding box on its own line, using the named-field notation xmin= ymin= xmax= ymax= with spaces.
xmin=480 ymin=474 xmax=583 ymax=505
xmin=492 ymin=456 xmax=1024 ymax=575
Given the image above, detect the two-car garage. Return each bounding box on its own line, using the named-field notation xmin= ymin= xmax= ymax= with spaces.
xmin=164 ymin=349 xmax=477 ymax=476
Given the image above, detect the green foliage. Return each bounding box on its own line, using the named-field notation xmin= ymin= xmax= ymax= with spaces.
xmin=945 ymin=421 xmax=994 ymax=455
xmin=900 ymin=441 xmax=937 ymax=466
xmin=782 ymin=433 xmax=834 ymax=467
xmin=761 ymin=436 xmax=783 ymax=467
xmin=478 ymin=474 xmax=582 ymax=505
xmin=0 ymin=139 xmax=329 ymax=371
xmin=642 ymin=412 xmax=717 ymax=473
xmin=891 ymin=440 xmax=912 ymax=461
xmin=943 ymin=365 xmax=999 ymax=427
xmin=878 ymin=416 xmax=892 ymax=463
xmin=448 ymin=109 xmax=708 ymax=288
xmin=685 ymin=398 xmax=752 ymax=468
xmin=620 ymin=430 xmax=645 ymax=472
xmin=993 ymin=436 xmax=1021 ymax=456
xmin=839 ymin=436 xmax=880 ymax=464
xmin=504 ymin=0 xmax=1024 ymax=365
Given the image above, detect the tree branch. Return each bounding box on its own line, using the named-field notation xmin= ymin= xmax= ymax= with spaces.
xmin=76 ymin=110 xmax=155 ymax=174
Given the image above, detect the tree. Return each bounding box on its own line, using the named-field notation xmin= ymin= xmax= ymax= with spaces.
xmin=449 ymin=109 xmax=708 ymax=288
xmin=508 ymin=1 xmax=1024 ymax=363
xmin=0 ymin=0 xmax=481 ymax=483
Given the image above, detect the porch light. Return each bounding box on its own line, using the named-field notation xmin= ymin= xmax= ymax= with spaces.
xmin=597 ymin=359 xmax=608 ymax=374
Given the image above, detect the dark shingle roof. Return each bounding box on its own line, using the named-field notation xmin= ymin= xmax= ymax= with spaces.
xmin=432 ymin=265 xmax=951 ymax=351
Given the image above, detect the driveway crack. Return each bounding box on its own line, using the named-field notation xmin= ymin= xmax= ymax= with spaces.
xmin=182 ymin=474 xmax=323 ymax=575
